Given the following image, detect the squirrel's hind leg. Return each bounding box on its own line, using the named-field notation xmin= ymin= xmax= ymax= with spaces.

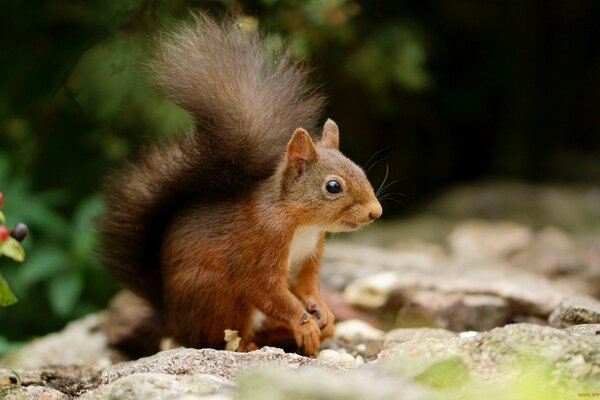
xmin=251 ymin=315 xmax=298 ymax=352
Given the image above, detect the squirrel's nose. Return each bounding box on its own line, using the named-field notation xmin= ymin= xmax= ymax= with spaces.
xmin=367 ymin=201 xmax=383 ymax=220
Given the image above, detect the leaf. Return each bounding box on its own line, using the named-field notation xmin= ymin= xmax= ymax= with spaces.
xmin=14 ymin=247 xmax=68 ymax=289
xmin=47 ymin=271 xmax=84 ymax=317
xmin=0 ymin=210 xmax=5 ymax=224
xmin=71 ymin=196 xmax=104 ymax=259
xmin=0 ymin=273 xmax=18 ymax=306
xmin=0 ymin=236 xmax=26 ymax=262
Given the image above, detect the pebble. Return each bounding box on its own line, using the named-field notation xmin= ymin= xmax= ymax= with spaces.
xmin=334 ymin=319 xmax=385 ymax=341
xmin=317 ymin=349 xmax=357 ymax=368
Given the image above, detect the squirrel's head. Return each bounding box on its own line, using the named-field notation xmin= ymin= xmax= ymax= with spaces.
xmin=280 ymin=119 xmax=382 ymax=232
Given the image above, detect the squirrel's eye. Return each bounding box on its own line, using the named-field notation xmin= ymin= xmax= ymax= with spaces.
xmin=325 ymin=180 xmax=342 ymax=194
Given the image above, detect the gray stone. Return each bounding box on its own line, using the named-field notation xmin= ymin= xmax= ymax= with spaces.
xmin=334 ymin=319 xmax=385 ymax=340
xmin=549 ymin=298 xmax=600 ymax=327
xmin=397 ymin=291 xmax=511 ymax=331
xmin=237 ymin=366 xmax=437 ymax=400
xmin=448 ymin=220 xmax=533 ymax=261
xmin=0 ymin=385 xmax=70 ymax=400
xmin=565 ymin=324 xmax=600 ymax=337
xmin=426 ymin=181 xmax=600 ymax=234
xmin=0 ymin=313 xmax=117 ymax=370
xmin=383 ymin=328 xmax=457 ymax=351
xmin=0 ymin=365 xmax=99 ymax=398
xmin=80 ymin=373 xmax=233 ymax=400
xmin=325 ymin=243 xmax=439 ymax=271
xmin=379 ymin=323 xmax=600 ymax=383
xmin=101 ymin=347 xmax=343 ymax=384
xmin=344 ymin=264 xmax=585 ymax=319
xmin=511 ymin=227 xmax=581 ymax=276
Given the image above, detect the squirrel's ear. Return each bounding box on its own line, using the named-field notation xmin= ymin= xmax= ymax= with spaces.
xmin=286 ymin=128 xmax=317 ymax=174
xmin=321 ymin=119 xmax=339 ymax=149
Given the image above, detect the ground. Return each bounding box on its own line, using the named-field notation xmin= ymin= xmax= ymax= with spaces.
xmin=2 ymin=181 xmax=600 ymax=399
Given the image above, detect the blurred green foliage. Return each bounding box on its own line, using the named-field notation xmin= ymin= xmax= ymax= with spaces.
xmin=1 ymin=0 xmax=599 ymax=353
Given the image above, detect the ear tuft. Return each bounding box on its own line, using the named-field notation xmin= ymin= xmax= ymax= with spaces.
xmin=321 ymin=118 xmax=339 ymax=149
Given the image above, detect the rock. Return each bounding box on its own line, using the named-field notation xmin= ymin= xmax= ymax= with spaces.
xmin=397 ymin=291 xmax=511 ymax=331
xmin=325 ymin=243 xmax=439 ymax=271
xmin=426 ymin=181 xmax=600 ymax=234
xmin=511 ymin=227 xmax=580 ymax=276
xmin=80 ymin=373 xmax=234 ymax=400
xmin=320 ymin=337 xmax=382 ymax=362
xmin=344 ymin=264 xmax=586 ymax=320
xmin=0 ymin=313 xmax=116 ymax=370
xmin=323 ymin=318 xmax=385 ymax=361
xmin=382 ymin=328 xmax=457 ymax=351
xmin=101 ymin=347 xmax=343 ymax=384
xmin=448 ymin=220 xmax=533 ymax=261
xmin=0 ymin=385 xmax=70 ymax=400
xmin=322 ymin=243 xmax=438 ymax=291
xmin=565 ymin=324 xmax=600 ymax=336
xmin=317 ymin=349 xmax=357 ymax=368
xmin=343 ymin=271 xmax=400 ymax=308
xmin=379 ymin=323 xmax=600 ymax=383
xmin=320 ymin=288 xmax=382 ymax=328
xmin=237 ymin=366 xmax=436 ymax=400
xmin=0 ymin=365 xmax=99 ymax=397
xmin=549 ymin=298 xmax=600 ymax=327
xmin=334 ymin=319 xmax=385 ymax=341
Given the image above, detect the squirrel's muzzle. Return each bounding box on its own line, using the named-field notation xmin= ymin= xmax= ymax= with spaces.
xmin=367 ymin=200 xmax=383 ymax=221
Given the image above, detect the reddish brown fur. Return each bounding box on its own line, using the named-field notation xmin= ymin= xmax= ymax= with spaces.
xmin=98 ymin=13 xmax=381 ymax=356
xmin=159 ymin=128 xmax=381 ymax=355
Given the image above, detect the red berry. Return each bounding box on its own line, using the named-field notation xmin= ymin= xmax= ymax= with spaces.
xmin=0 ymin=226 xmax=9 ymax=243
xmin=0 ymin=192 xmax=3 ymax=208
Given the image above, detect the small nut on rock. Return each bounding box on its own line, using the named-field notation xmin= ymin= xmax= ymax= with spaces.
xmin=224 ymin=329 xmax=241 ymax=351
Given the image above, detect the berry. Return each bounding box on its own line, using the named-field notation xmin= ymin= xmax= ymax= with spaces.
xmin=11 ymin=223 xmax=28 ymax=242
xmin=0 ymin=226 xmax=9 ymax=243
xmin=0 ymin=192 xmax=3 ymax=208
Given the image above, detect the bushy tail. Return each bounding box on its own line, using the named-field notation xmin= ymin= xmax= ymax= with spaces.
xmin=98 ymin=13 xmax=325 ymax=307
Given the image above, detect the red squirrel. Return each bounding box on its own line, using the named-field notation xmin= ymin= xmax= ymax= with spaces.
xmin=98 ymin=13 xmax=382 ymax=356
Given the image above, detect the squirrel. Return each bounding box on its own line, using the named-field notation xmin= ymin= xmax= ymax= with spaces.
xmin=98 ymin=13 xmax=382 ymax=357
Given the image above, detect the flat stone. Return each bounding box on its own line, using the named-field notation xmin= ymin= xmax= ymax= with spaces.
xmin=379 ymin=323 xmax=600 ymax=383
xmin=565 ymin=324 xmax=600 ymax=336
xmin=237 ymin=366 xmax=437 ymax=400
xmin=397 ymin=291 xmax=511 ymax=331
xmin=80 ymin=373 xmax=234 ymax=400
xmin=0 ymin=385 xmax=70 ymax=400
xmin=0 ymin=313 xmax=116 ymax=370
xmin=383 ymin=328 xmax=457 ymax=351
xmin=511 ymin=227 xmax=579 ymax=275
xmin=101 ymin=347 xmax=343 ymax=384
xmin=549 ymin=298 xmax=600 ymax=327
xmin=448 ymin=220 xmax=533 ymax=261
xmin=0 ymin=365 xmax=99 ymax=397
xmin=344 ymin=264 xmax=584 ymax=318
xmin=334 ymin=319 xmax=385 ymax=341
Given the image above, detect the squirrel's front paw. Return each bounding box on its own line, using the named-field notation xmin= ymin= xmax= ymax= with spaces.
xmin=292 ymin=312 xmax=321 ymax=356
xmin=306 ymin=299 xmax=335 ymax=340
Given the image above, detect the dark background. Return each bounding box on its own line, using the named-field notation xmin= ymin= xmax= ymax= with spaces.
xmin=0 ymin=0 xmax=598 ymax=351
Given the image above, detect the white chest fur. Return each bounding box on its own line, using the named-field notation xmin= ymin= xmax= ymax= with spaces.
xmin=287 ymin=225 xmax=322 ymax=286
